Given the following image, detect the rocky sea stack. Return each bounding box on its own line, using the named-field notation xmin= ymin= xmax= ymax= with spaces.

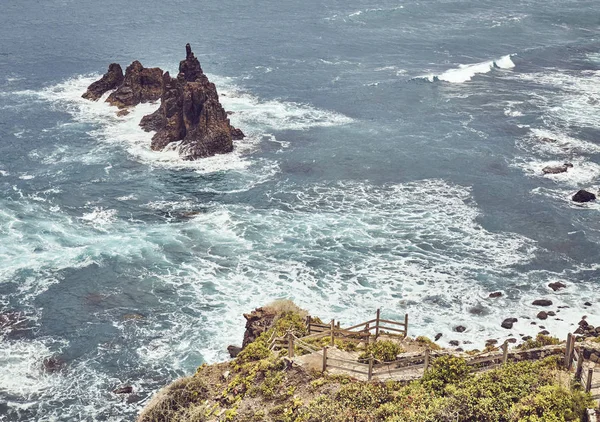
xmin=82 ymin=44 xmax=244 ymax=160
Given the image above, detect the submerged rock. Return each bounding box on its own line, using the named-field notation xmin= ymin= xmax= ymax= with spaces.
xmin=113 ymin=385 xmax=133 ymax=394
xmin=532 ymin=299 xmax=553 ymax=307
xmin=572 ymin=190 xmax=596 ymax=203
xmin=82 ymin=63 xmax=124 ymax=101
xmin=140 ymin=44 xmax=245 ymax=160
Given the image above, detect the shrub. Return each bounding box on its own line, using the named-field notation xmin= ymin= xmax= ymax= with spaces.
xmin=138 ymin=376 xmax=208 ymax=422
xmin=518 ymin=334 xmax=561 ymax=350
xmin=236 ymin=339 xmax=271 ymax=364
xmin=421 ymin=355 xmax=469 ymax=393
xmin=358 ymin=340 xmax=405 ymax=362
xmin=510 ymin=384 xmax=593 ymax=421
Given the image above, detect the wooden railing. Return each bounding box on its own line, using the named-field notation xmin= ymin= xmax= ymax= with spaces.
xmin=305 ymin=309 xmax=408 ymax=345
xmin=567 ymin=333 xmax=599 ymax=396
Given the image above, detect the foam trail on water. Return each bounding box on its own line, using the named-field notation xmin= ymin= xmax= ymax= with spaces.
xmin=420 ymin=54 xmax=515 ymax=83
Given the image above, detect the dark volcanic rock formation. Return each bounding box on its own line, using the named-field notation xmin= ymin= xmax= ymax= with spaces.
xmin=140 ymin=44 xmax=245 ymax=159
xmin=106 ymin=61 xmax=163 ymax=108
xmin=82 ymin=63 xmax=124 ymax=100
xmin=82 ymin=44 xmax=245 ymax=160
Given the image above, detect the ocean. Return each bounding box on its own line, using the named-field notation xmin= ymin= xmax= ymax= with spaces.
xmin=1 ymin=0 xmax=599 ymax=420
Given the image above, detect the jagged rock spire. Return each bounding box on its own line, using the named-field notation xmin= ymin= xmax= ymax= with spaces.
xmin=179 ymin=43 xmax=203 ymax=82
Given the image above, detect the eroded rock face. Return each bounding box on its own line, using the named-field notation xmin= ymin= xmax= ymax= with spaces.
xmin=82 ymin=63 xmax=124 ymax=101
xmin=106 ymin=60 xmax=163 ymax=108
xmin=140 ymin=44 xmax=244 ymax=160
xmin=242 ymin=307 xmax=277 ymax=348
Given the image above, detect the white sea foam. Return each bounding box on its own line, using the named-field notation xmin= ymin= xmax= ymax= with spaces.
xmin=421 ymin=55 xmax=515 ymax=83
xmin=208 ymin=74 xmax=353 ymax=131
xmin=510 ymin=70 xmax=600 ymax=129
xmin=516 ymin=128 xmax=600 ymax=157
xmin=80 ymin=207 xmax=118 ymax=230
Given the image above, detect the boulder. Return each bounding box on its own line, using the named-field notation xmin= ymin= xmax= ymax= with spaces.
xmin=488 ymin=291 xmax=502 ymax=298
xmin=82 ymin=63 xmax=124 ymax=101
xmin=572 ymin=190 xmax=596 ymax=203
xmin=542 ymin=163 xmax=572 ymax=174
xmin=548 ymin=281 xmax=566 ymax=291
xmin=140 ymin=44 xmax=244 ymax=160
xmin=537 ymin=311 xmax=548 ymax=320
xmin=454 ymin=325 xmax=466 ymax=333
xmin=227 ymin=345 xmax=242 ymax=358
xmin=532 ymin=299 xmax=552 ymax=307
xmin=106 ymin=61 xmax=163 ymax=108
xmin=501 ymin=318 xmax=518 ymax=329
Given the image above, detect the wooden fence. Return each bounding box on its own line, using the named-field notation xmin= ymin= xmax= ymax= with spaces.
xmin=305 ymin=309 xmax=408 ymax=345
xmin=567 ymin=333 xmax=599 ymax=396
xmin=272 ymin=314 xmax=599 ymax=389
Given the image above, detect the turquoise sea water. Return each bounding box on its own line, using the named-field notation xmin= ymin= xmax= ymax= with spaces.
xmin=1 ymin=0 xmax=599 ymax=419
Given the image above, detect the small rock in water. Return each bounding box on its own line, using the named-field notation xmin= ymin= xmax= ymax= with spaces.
xmin=584 ymin=302 xmax=592 ymax=306
xmin=449 ymin=340 xmax=460 ymax=346
xmin=485 ymin=339 xmax=498 ymax=346
xmin=537 ymin=311 xmax=548 ymax=320
xmin=547 ymin=311 xmax=556 ymax=316
xmin=507 ymin=338 xmax=517 ymax=344
xmin=42 ymin=356 xmax=66 ymax=373
xmin=454 ymin=325 xmax=466 ymax=333
xmin=434 ymin=333 xmax=443 ymax=341
xmin=532 ymin=299 xmax=552 ymax=307
xmin=539 ymin=330 xmax=550 ymax=335
xmin=488 ymin=292 xmax=502 ymax=298
xmin=572 ymin=190 xmax=596 ymax=203
xmin=113 ymin=385 xmax=133 ymax=394
xmin=501 ymin=318 xmax=518 ymax=329
xmin=542 ymin=163 xmax=572 ymax=174
xmin=548 ymin=281 xmax=566 ymax=291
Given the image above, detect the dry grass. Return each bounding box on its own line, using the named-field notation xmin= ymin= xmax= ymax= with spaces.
xmin=264 ymin=299 xmax=308 ymax=319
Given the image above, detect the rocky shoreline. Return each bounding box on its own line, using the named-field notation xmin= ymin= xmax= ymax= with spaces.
xmin=82 ymin=44 xmax=244 ymax=160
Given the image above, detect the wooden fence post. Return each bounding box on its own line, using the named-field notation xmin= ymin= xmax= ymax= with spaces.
xmin=424 ymin=348 xmax=430 ymax=372
xmin=322 ymin=347 xmax=328 ymax=372
xmin=305 ymin=315 xmax=311 ymax=333
xmin=330 ymin=319 xmax=335 ymax=346
xmin=404 ymin=313 xmax=408 ymax=338
xmin=568 ymin=337 xmax=575 ymax=371
xmin=337 ymin=321 xmax=341 ymax=329
xmin=368 ymin=355 xmax=374 ymax=381
xmin=288 ymin=332 xmax=294 ymax=358
xmin=575 ymin=349 xmax=583 ymax=381
xmin=375 ymin=309 xmax=381 ymax=339
xmin=365 ymin=322 xmax=370 ymax=345
xmin=502 ymin=341 xmax=508 ymax=365
xmin=564 ymin=333 xmax=572 ymax=368
xmin=586 ymin=368 xmax=593 ymax=393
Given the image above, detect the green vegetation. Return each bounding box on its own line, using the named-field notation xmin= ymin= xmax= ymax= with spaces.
xmin=518 ymin=334 xmax=562 ymax=350
xmin=415 ymin=336 xmax=442 ymax=351
xmin=139 ymin=304 xmax=594 ymax=422
xmin=358 ymin=340 xmax=405 ymax=362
